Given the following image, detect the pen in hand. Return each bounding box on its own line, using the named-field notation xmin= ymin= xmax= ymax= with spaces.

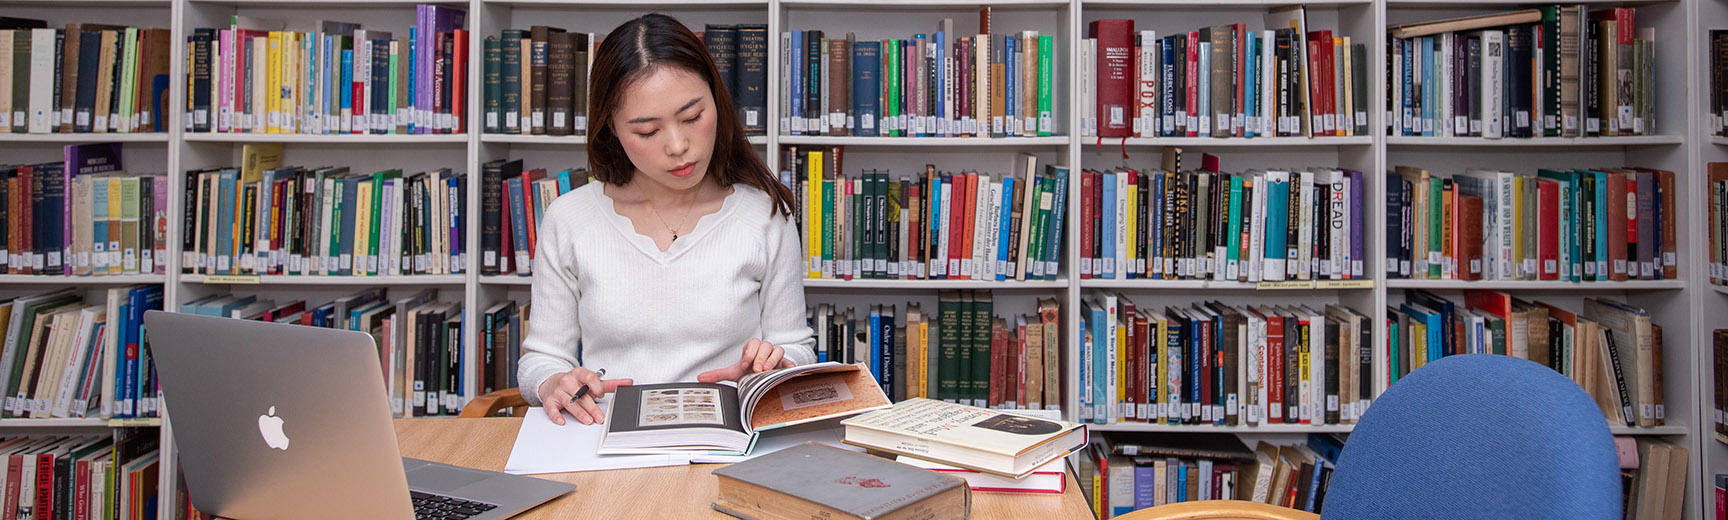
xmin=570 ymin=368 xmax=606 ymax=403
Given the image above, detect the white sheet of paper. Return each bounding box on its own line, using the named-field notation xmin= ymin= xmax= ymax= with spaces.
xmin=504 ymin=408 xmax=692 ymax=475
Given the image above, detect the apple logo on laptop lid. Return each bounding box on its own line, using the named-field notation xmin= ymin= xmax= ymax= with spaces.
xmin=259 ymin=406 xmax=290 ymax=450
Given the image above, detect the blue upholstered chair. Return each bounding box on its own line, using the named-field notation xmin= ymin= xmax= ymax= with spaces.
xmin=1320 ymin=354 xmax=1622 ymax=519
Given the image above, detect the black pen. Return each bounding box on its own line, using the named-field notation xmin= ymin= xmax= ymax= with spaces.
xmin=570 ymin=368 xmax=606 ymax=403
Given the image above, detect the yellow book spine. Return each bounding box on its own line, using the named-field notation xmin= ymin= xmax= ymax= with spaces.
xmin=917 ymin=318 xmax=929 ymax=399
xmin=266 ymin=32 xmax=282 ymax=133
xmin=1126 ymin=176 xmax=1137 ymax=276
xmin=806 ymin=151 xmax=822 ymax=278
xmin=106 ymin=178 xmax=123 ymax=275
xmin=1413 ymin=323 xmax=1427 ymax=370
xmin=354 ymin=180 xmax=374 ymax=276
xmin=1511 ymin=176 xmax=1525 ymax=279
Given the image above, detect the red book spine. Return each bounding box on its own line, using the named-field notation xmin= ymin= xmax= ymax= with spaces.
xmin=1122 ymin=303 xmax=1137 ymax=420
xmin=3 ymin=454 xmax=19 ymax=520
xmin=989 ymin=321 xmax=1006 ymax=407
xmin=1014 ymin=320 xmax=1027 ymax=406
xmin=960 ymin=172 xmax=979 ymax=279
xmin=1267 ymin=315 xmax=1284 ymax=423
xmin=1185 ymin=31 xmax=1200 ymax=137
xmin=520 ymin=169 xmax=540 ymax=260
xmin=946 ymin=175 xmax=966 ymax=278
xmin=1080 ymin=171 xmax=1096 ymax=279
xmin=1200 ymin=318 xmax=1213 ymax=422
xmin=35 ymin=454 xmax=52 ymax=520
xmin=497 ymin=178 xmax=515 ymax=274
xmin=1537 ymin=179 xmax=1560 ymax=280
xmin=73 ymin=460 xmax=87 ymax=520
xmin=1234 ymin=24 xmax=1247 ymax=137
xmin=908 ymin=184 xmax=922 ymax=279
xmin=1304 ymin=35 xmax=1326 ymax=136
xmin=17 ymin=166 xmax=32 ymax=275
xmin=1625 ymin=177 xmax=1638 ymax=273
xmin=1133 ymin=310 xmax=1148 ymax=421
xmin=1089 ymin=19 xmax=1135 ymax=138
xmin=453 ymin=29 xmax=468 ymax=134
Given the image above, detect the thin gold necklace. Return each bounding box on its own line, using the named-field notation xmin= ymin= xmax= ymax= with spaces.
xmin=648 ymin=190 xmax=697 ymax=242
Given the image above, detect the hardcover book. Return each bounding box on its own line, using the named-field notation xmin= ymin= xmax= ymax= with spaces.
xmin=712 ymin=442 xmax=969 ymax=520
xmin=599 ymin=362 xmax=889 ymax=455
xmin=841 ymin=397 xmax=1086 ymax=478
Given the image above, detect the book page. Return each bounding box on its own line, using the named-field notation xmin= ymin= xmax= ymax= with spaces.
xmin=737 ymin=362 xmax=890 ymax=431
xmin=604 ymin=383 xmax=746 ymax=435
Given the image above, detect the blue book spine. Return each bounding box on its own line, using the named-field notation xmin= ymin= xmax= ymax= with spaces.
xmin=1197 ymin=42 xmax=1211 ymax=134
xmin=1005 ymin=35 xmax=1016 ymax=136
xmin=996 ymin=177 xmax=1014 ymax=280
xmin=1089 ymin=304 xmax=1107 ymax=423
xmin=1593 ymin=171 xmax=1609 ymax=276
xmin=934 ymin=31 xmax=945 ymax=136
xmin=123 ymin=287 xmax=148 ymax=417
xmin=1044 ymin=166 xmax=1070 ymax=280
xmin=341 ymin=49 xmax=354 ymax=126
xmin=789 ymin=30 xmax=802 ymax=135
xmin=216 ymin=170 xmax=237 ymax=274
xmin=1305 ymin=464 xmax=1325 ymax=511
xmin=1134 ymin=464 xmax=1157 ymax=509
xmin=407 ymin=27 xmax=416 ymax=134
xmin=853 ymin=41 xmax=881 ymax=137
xmin=1422 ymin=37 xmax=1435 ymax=136
xmin=557 ymin=170 xmax=572 ymax=194
xmin=1244 ymin=34 xmax=1257 ymax=138
xmin=1161 ymin=39 xmax=1177 ymax=136
xmin=868 ymin=310 xmax=881 ymax=381
xmin=929 ymin=175 xmax=943 ymax=278
xmin=1101 ymin=171 xmax=1117 ymax=279
xmin=1401 ymin=39 xmax=1414 ymax=135
xmin=1263 ymin=176 xmax=1289 ymax=264
xmin=1176 ymin=463 xmax=1188 ymax=502
xmin=506 ymin=177 xmax=529 ymax=265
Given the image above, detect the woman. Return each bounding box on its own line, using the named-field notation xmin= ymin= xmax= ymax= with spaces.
xmin=517 ymin=14 xmax=814 ymax=426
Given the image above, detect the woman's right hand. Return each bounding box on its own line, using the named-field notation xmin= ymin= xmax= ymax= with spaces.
xmin=538 ymin=367 xmax=633 ymax=426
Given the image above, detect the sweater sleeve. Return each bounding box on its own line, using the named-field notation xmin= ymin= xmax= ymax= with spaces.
xmin=516 ymin=203 xmax=581 ymax=407
xmin=759 ymin=211 xmax=816 ymax=366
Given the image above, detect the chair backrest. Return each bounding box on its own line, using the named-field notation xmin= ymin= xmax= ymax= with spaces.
xmin=1320 ymin=354 xmax=1621 ymax=520
xmin=458 ymin=388 xmax=530 ymax=418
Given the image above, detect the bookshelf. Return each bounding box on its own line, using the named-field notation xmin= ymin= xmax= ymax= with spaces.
xmin=0 ymin=0 xmax=1714 ymax=517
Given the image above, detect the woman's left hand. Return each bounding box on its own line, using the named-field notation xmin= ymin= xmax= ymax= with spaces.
xmin=697 ymin=338 xmax=795 ymax=382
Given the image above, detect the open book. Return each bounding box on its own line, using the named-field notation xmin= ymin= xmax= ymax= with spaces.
xmin=598 ymin=362 xmax=890 ymax=455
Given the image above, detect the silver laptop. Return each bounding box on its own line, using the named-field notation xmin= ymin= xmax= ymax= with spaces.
xmin=144 ymin=310 xmax=573 ymax=520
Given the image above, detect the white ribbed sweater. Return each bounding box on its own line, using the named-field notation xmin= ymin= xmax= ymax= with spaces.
xmin=515 ymin=182 xmax=816 ymax=406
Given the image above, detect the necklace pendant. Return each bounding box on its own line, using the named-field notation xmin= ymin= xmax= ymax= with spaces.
xmin=671 ymin=232 xmax=679 ymax=242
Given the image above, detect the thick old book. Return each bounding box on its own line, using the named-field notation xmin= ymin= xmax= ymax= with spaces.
xmin=1389 ymin=9 xmax=1544 ymax=39
xmin=544 ymin=31 xmax=574 ymax=136
xmin=712 ymin=442 xmax=970 ymax=520
xmin=1090 ymin=19 xmax=1134 ymax=138
xmin=736 ymin=25 xmax=768 ymax=135
xmin=841 ymin=397 xmax=1086 ymax=478
xmin=599 ymin=362 xmax=889 ymax=455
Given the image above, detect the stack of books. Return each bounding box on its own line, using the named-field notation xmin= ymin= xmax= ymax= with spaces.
xmin=1387 ymin=165 xmax=1676 ymax=281
xmin=1391 ymin=290 xmax=1664 ymax=429
xmin=809 ymin=292 xmax=1061 ymax=409
xmin=479 ymin=299 xmax=529 ymax=399
xmin=181 ymin=144 xmax=467 ymax=277
xmin=478 ymin=159 xmax=587 ymax=277
xmin=1386 ymin=7 xmax=1655 ymax=138
xmin=0 ymin=286 xmax=161 ymax=421
xmin=1081 ymin=9 xmax=1367 ymax=139
xmin=1081 ymin=297 xmax=1374 ymax=427
xmin=186 ymin=5 xmax=470 ymax=135
xmin=781 ymin=10 xmax=1058 ymax=139
xmin=0 ymin=19 xmax=171 ymax=135
xmin=3 ymin=143 xmax=170 ymax=277
xmin=1080 ymin=160 xmax=1366 ymax=282
xmin=184 ymin=288 xmax=466 ymax=417
xmin=0 ymin=432 xmax=161 ymax=520
xmin=785 ymin=149 xmax=1069 ymax=281
xmin=1077 ymin=434 xmax=1343 ymax=518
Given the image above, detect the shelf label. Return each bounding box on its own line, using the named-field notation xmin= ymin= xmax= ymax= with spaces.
xmin=1255 ymin=280 xmax=1316 ymax=290
xmin=1316 ymin=279 xmax=1374 ymax=289
xmin=205 ymin=274 xmax=260 ymax=284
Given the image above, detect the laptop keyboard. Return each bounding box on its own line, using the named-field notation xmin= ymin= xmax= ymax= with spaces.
xmin=411 ymin=490 xmax=499 ymax=520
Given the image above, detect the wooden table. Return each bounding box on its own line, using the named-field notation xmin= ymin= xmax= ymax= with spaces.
xmin=394 ymin=418 xmax=1096 ymax=519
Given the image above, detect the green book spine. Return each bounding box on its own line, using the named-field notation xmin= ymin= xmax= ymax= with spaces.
xmin=970 ymin=292 xmax=991 ymax=405
xmin=886 ymin=40 xmax=899 ymax=137
xmin=368 ymin=170 xmax=392 ymax=275
xmin=1488 ymin=318 xmax=1506 ymax=356
xmin=484 ymin=38 xmax=501 ymax=133
xmin=1427 ymin=177 xmax=1441 ymax=278
xmin=1387 ymin=313 xmax=1400 ymax=384
xmin=1226 ymin=176 xmax=1244 ymax=272
xmin=955 ymin=291 xmax=972 ymax=402
xmin=328 ymin=178 xmax=344 ymax=275
xmin=1541 ymin=6 xmax=1561 ymax=137
xmin=937 ymin=292 xmax=960 ymax=400
xmin=1022 ymin=178 xmax=1047 ymax=279
xmin=388 ymin=44 xmax=399 ymax=134
xmin=1028 ymin=176 xmax=1053 ymax=274
xmin=119 ymin=28 xmax=139 ymax=131
xmin=1037 ymin=34 xmax=1054 ymax=136
xmin=821 ymin=178 xmax=834 ymax=272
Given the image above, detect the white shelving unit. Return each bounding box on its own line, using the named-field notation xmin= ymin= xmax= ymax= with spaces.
xmin=0 ymin=0 xmax=1712 ymax=518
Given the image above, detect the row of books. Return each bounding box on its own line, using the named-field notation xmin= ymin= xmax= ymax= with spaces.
xmin=1081 ymin=10 xmax=1369 ymax=139
xmin=477 ymin=159 xmax=586 ymax=277
xmin=0 ymin=20 xmax=170 ymax=134
xmin=189 ymin=288 xmax=469 ymax=417
xmin=0 ymin=433 xmax=161 ymax=520
xmin=1385 ymin=7 xmax=1656 ymax=138
xmin=182 ymin=144 xmax=468 ymax=277
xmin=1 ymin=286 xmax=163 ymax=421
xmin=1622 ymin=438 xmax=1687 ymax=520
xmin=1080 ymin=162 xmax=1367 ymax=282
xmin=3 ymin=143 xmax=170 ymax=277
xmin=1708 ymin=163 xmax=1728 ymax=285
xmin=1711 ymin=31 xmax=1728 ymax=137
xmin=782 ymin=15 xmax=1057 ymax=138
xmin=809 ymin=292 xmax=1061 ymax=409
xmin=1077 ymin=434 xmax=1343 ymax=518
xmin=478 ymin=23 xmax=769 ymax=136
xmin=1392 ymin=290 xmax=1664 ymax=428
xmin=479 ymin=299 xmax=528 ymax=399
xmin=1387 ymin=165 xmax=1677 ymax=282
xmin=1081 ymin=297 xmax=1374 ymax=426
xmin=185 ymin=5 xmax=471 ymax=135
xmin=786 ymin=149 xmax=1070 ymax=281
xmin=1709 ymin=329 xmax=1728 ymax=438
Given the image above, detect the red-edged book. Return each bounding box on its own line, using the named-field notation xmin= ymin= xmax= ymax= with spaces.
xmin=1458 ymin=195 xmax=1484 ymax=280
xmin=945 ymin=174 xmax=967 ymax=279
xmin=1463 ymin=289 xmax=1513 ymax=319
xmin=1305 ymin=30 xmax=1334 ymax=136
xmin=1079 ymin=171 xmax=1096 ymax=279
xmin=899 ymin=456 xmax=1067 ymax=494
xmin=35 ymin=452 xmax=52 ymax=520
xmin=74 ymin=457 xmax=89 ymax=520
xmin=1132 ymin=307 xmax=1149 ymax=420
xmin=1185 ymin=31 xmax=1201 ymax=137
xmin=519 ymin=168 xmax=546 ymax=261
xmin=1089 ymin=19 xmax=1135 ymax=138
xmin=1536 ymin=178 xmax=1560 ymax=280
xmin=1264 ymin=311 xmax=1285 ymax=424
xmin=1234 ymin=23 xmax=1247 ymax=137
xmin=1120 ymin=298 xmax=1138 ymax=420
xmin=498 ymin=177 xmax=516 ymax=274
xmin=988 ymin=319 xmax=1006 ymax=407
xmin=961 ymin=172 xmax=980 ymax=279
xmin=4 ymin=452 xmax=21 ymax=520
xmin=453 ymin=29 xmax=468 ymax=134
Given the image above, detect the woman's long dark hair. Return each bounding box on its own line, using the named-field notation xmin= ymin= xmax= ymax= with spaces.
xmin=588 ymin=14 xmax=795 ymax=217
